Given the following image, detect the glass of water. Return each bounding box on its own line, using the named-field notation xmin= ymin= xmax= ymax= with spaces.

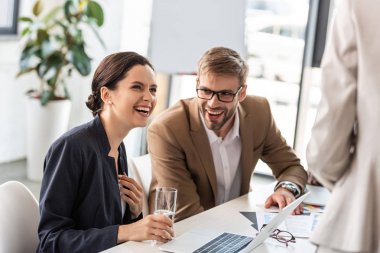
xmin=151 ymin=187 xmax=177 ymax=246
xmin=154 ymin=187 xmax=177 ymax=221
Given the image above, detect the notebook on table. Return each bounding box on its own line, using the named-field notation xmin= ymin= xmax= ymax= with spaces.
xmin=159 ymin=192 xmax=310 ymax=253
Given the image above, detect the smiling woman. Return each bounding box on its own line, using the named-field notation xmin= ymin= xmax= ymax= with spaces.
xmin=37 ymin=52 xmax=175 ymax=252
xmin=0 ymin=0 xmax=19 ymax=35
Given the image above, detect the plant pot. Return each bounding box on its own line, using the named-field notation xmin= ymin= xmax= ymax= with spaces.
xmin=26 ymin=97 xmax=72 ymax=181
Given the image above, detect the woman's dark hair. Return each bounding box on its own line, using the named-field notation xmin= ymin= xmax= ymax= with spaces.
xmin=86 ymin=52 xmax=154 ymax=116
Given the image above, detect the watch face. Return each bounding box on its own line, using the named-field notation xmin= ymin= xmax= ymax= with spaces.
xmin=275 ymin=182 xmax=300 ymax=197
xmin=282 ymin=184 xmax=297 ymax=195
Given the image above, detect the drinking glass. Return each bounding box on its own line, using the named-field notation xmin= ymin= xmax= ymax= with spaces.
xmin=154 ymin=187 xmax=177 ymax=221
xmin=151 ymin=187 xmax=177 ymax=246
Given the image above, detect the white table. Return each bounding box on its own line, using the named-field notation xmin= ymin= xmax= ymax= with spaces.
xmin=103 ymin=191 xmax=317 ymax=253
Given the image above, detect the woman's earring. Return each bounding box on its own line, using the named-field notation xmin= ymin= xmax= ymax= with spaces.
xmin=108 ymin=101 xmax=112 ymax=104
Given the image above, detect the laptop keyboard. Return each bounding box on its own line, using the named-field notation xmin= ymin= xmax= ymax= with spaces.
xmin=193 ymin=232 xmax=253 ymax=253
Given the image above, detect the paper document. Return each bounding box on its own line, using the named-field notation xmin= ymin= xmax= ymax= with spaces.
xmin=258 ymin=211 xmax=322 ymax=238
xmin=304 ymin=185 xmax=330 ymax=206
xmin=243 ymin=211 xmax=322 ymax=238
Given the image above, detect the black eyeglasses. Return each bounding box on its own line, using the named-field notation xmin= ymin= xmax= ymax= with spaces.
xmin=260 ymin=224 xmax=296 ymax=247
xmin=196 ymin=86 xmax=243 ymax=102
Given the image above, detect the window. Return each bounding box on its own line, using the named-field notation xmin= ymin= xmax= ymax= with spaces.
xmin=245 ymin=0 xmax=309 ymax=175
xmin=0 ymin=0 xmax=19 ymax=35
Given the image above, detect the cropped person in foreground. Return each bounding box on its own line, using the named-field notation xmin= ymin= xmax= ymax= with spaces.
xmin=307 ymin=1 xmax=380 ymax=252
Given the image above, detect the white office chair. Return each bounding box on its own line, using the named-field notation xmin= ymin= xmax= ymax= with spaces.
xmin=0 ymin=181 xmax=40 ymax=253
xmin=128 ymin=154 xmax=152 ymax=216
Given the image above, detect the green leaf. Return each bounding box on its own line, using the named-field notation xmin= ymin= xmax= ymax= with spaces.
xmin=37 ymin=29 xmax=48 ymax=44
xmin=19 ymin=44 xmax=41 ymax=72
xmin=64 ymin=0 xmax=76 ymax=23
xmin=21 ymin=27 xmax=31 ymax=36
xmin=69 ymin=44 xmax=91 ymax=76
xmin=40 ymin=90 xmax=54 ymax=105
xmin=32 ymin=0 xmax=43 ymax=17
xmin=37 ymin=51 xmax=65 ymax=81
xmin=65 ymin=25 xmax=83 ymax=45
xmin=19 ymin=16 xmax=33 ymax=23
xmin=86 ymin=1 xmax=104 ymax=26
xmin=62 ymin=79 xmax=71 ymax=99
xmin=47 ymin=75 xmax=58 ymax=87
xmin=40 ymin=39 xmax=53 ymax=58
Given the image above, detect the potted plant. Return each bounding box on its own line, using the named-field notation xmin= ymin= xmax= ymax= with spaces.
xmin=17 ymin=0 xmax=105 ymax=181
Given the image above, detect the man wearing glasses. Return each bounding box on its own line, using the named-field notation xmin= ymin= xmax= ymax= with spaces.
xmin=148 ymin=47 xmax=307 ymax=221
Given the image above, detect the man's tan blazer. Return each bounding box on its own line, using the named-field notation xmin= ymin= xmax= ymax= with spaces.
xmin=148 ymin=96 xmax=307 ymax=221
xmin=307 ymin=0 xmax=380 ymax=252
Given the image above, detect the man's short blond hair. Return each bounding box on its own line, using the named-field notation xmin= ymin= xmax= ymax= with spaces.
xmin=197 ymin=47 xmax=248 ymax=85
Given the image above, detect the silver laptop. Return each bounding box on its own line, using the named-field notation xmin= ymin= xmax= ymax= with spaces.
xmin=159 ymin=192 xmax=310 ymax=253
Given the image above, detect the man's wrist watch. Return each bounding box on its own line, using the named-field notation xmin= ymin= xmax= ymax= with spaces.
xmin=274 ymin=181 xmax=301 ymax=198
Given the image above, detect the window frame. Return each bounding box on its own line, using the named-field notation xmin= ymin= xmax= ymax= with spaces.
xmin=0 ymin=0 xmax=20 ymax=35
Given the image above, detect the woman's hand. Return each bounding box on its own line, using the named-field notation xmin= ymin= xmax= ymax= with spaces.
xmin=118 ymin=174 xmax=143 ymax=217
xmin=117 ymin=214 xmax=174 ymax=243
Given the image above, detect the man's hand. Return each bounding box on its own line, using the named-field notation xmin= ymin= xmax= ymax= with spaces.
xmin=264 ymin=188 xmax=303 ymax=215
xmin=118 ymin=174 xmax=144 ymax=217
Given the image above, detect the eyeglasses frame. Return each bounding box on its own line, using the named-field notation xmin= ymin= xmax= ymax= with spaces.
xmin=260 ymin=224 xmax=296 ymax=247
xmin=196 ymin=85 xmax=243 ymax=103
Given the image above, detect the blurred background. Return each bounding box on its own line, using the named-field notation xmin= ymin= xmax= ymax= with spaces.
xmin=0 ymin=0 xmax=340 ymax=196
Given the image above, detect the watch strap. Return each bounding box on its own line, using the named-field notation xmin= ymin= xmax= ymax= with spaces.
xmin=274 ymin=181 xmax=302 ymax=198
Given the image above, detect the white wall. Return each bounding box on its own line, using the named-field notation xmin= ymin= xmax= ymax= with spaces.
xmin=0 ymin=0 xmax=34 ymax=163
xmin=120 ymin=0 xmax=153 ymax=55
xmin=0 ymin=0 xmax=127 ymax=163
xmin=148 ymin=0 xmax=247 ymax=74
xmin=0 ymin=41 xmax=29 ymax=162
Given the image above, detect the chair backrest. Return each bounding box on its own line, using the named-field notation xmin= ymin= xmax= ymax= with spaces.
xmin=0 ymin=181 xmax=40 ymax=253
xmin=128 ymin=154 xmax=152 ymax=216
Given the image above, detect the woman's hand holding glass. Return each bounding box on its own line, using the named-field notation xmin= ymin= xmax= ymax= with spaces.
xmin=118 ymin=214 xmax=174 ymax=243
xmin=117 ymin=176 xmax=174 ymax=243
